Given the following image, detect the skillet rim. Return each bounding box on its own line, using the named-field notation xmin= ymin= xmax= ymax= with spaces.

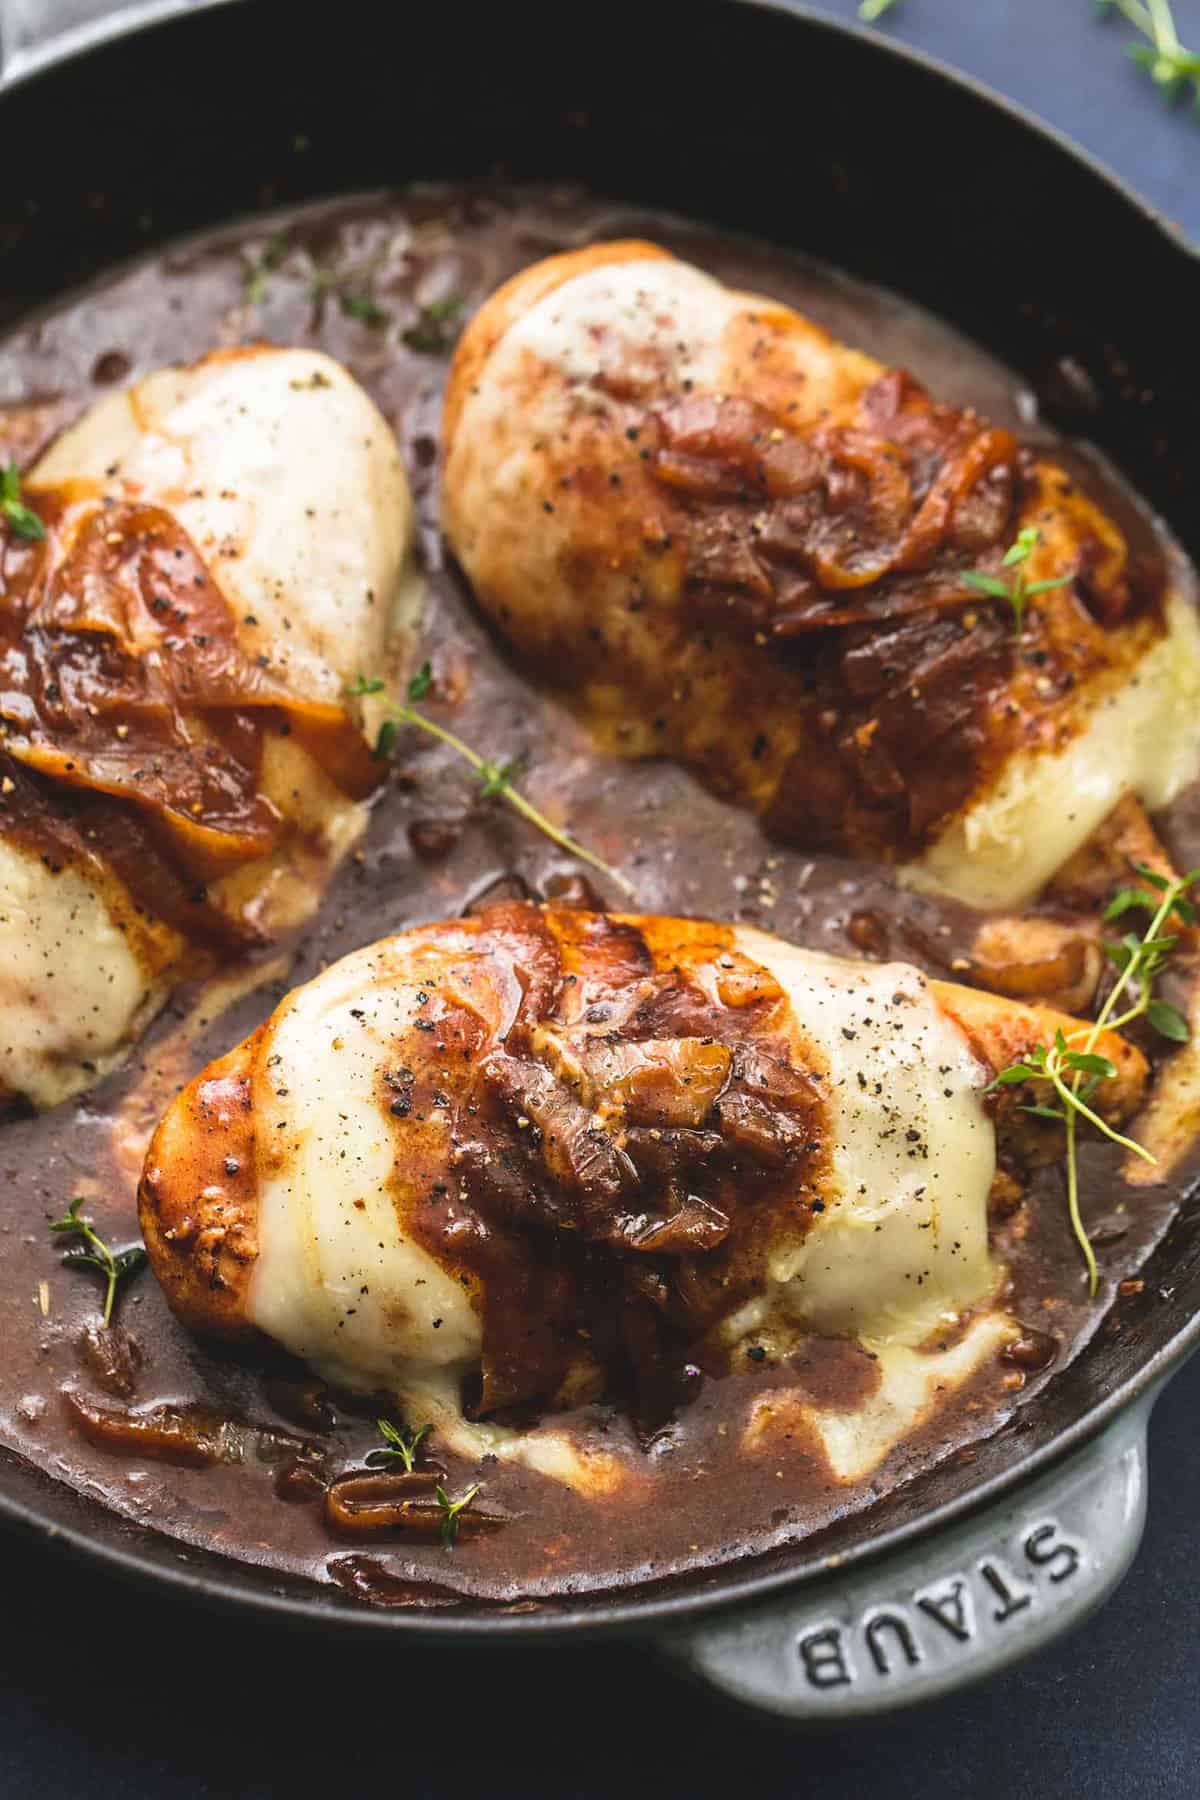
xmin=1 ymin=0 xmax=1198 ymax=1639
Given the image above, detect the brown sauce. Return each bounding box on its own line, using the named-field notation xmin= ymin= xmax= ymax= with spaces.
xmin=0 ymin=184 xmax=1197 ymax=1609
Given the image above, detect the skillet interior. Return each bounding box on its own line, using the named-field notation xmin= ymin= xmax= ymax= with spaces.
xmin=2 ymin=0 xmax=1200 ymax=1634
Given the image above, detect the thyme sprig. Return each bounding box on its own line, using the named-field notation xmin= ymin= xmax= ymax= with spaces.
xmin=402 ymin=295 xmax=465 ymax=355
xmin=1 ymin=462 xmax=45 ymax=542
xmin=308 ymin=254 xmax=393 ymax=328
xmin=49 ymin=1197 xmax=147 ymax=1327
xmin=374 ymin=1417 xmax=431 ymax=1473
xmin=1098 ymin=0 xmax=1200 ymax=111
xmin=348 ymin=665 xmax=634 ymax=897
xmin=435 ymin=1481 xmax=482 ymax=1547
xmin=338 ymin=291 xmax=388 ymax=327
xmin=989 ymin=866 xmax=1199 ymax=1293
xmin=962 ymin=527 xmax=1071 ymax=637
xmin=242 ymin=233 xmax=290 ymax=305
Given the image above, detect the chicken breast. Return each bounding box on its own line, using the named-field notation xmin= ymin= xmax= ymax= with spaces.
xmin=441 ymin=243 xmax=1200 ymax=910
xmin=140 ymin=902 xmax=1144 ymax=1489
xmin=0 ymin=346 xmax=416 ymax=1108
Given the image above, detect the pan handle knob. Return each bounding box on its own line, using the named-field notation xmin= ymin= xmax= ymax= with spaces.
xmin=0 ymin=0 xmax=229 ymax=92
xmin=663 ymin=1390 xmax=1153 ymax=1719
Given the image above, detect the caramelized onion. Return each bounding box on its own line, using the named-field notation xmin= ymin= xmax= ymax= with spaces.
xmin=444 ymin=906 xmax=828 ymax=1425
xmin=543 ymin=870 xmax=608 ymax=911
xmin=1001 ymin=1327 xmax=1059 ymax=1372
xmin=584 ymin=1037 xmax=732 ymax=1128
xmin=324 ymin=1469 xmax=444 ymax=1535
xmin=715 ymin=1090 xmax=804 ymax=1165
xmin=892 ymin=426 xmax=1017 ymax=571
xmin=968 ymin=916 xmax=1102 ymax=1015
xmin=326 ymin=1556 xmax=464 ymax=1608
xmin=805 ymin=429 xmax=914 ymax=589
xmin=324 ymin=1470 xmax=506 ymax=1539
xmin=63 ymin=1389 xmax=325 ymax=1474
xmin=624 ymin=1190 xmax=731 ymax=1254
xmin=652 ymin=368 xmax=1028 ymax=646
xmin=482 ymin=1049 xmax=636 ymax=1214
xmin=63 ymin=1392 xmax=241 ymax=1467
xmin=76 ymin=1321 xmax=142 ymax=1400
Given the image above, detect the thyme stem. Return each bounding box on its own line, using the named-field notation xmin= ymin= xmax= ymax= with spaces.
xmin=392 ymin=705 xmax=633 ymax=895
xmin=49 ymin=1198 xmax=146 ymax=1326
xmin=989 ymin=867 xmax=1199 ymax=1294
xmin=352 ymin=665 xmax=635 ymax=899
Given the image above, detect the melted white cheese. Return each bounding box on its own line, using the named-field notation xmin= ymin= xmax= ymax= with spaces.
xmin=248 ymin=938 xmax=482 ymax=1388
xmin=31 ymin=347 xmax=416 ymax=712
xmin=398 ymin=1365 xmax=631 ymax=1499
xmin=734 ymin=928 xmax=999 ymax=1343
xmin=909 ymin=590 xmax=1200 ymax=910
xmin=744 ymin=1313 xmax=1012 ymax=1484
xmin=0 ymin=840 xmax=180 ymax=1109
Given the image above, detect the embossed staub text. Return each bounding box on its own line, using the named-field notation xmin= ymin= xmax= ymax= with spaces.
xmin=796 ymin=1517 xmax=1083 ymax=1689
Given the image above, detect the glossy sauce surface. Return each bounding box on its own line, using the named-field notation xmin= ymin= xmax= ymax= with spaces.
xmin=0 ymin=186 xmax=1195 ymax=1609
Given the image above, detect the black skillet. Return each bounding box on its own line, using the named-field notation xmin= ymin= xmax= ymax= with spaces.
xmin=1 ymin=0 xmax=1198 ymax=1718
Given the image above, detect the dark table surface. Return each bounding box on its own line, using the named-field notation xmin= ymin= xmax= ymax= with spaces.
xmin=5 ymin=4 xmax=1200 ymax=1795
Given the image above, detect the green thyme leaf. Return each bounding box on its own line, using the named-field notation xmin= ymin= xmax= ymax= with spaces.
xmin=1003 ymin=527 xmax=1040 ymax=567
xmin=375 ymin=1418 xmax=431 ymax=1473
xmin=1103 ymin=887 xmax=1155 ymax=922
xmin=407 ymin=661 xmax=433 ymax=703
xmin=61 ymin=1249 xmax=111 ymax=1276
xmin=339 ymin=291 xmax=387 ymax=326
xmin=960 ymin=572 xmax=1013 ymax=601
xmin=987 ymin=862 xmax=1200 ymax=1292
xmin=1061 ymin=1050 xmax=1117 ymax=1078
xmin=1147 ymin=998 xmax=1190 ymax=1041
xmin=477 ymin=754 xmax=526 ymax=801
xmin=401 ymin=295 xmax=465 ymax=355
xmin=961 ymin=528 xmax=1067 ymax=637
xmin=113 ymin=1246 xmax=148 ymax=1281
xmin=243 ymin=233 xmax=290 ymax=304
xmin=435 ymin=1481 xmax=481 ymax=1547
xmin=1100 ymin=0 xmax=1200 ymax=111
xmin=49 ymin=1198 xmax=145 ymax=1326
xmin=49 ymin=1194 xmax=87 ymax=1233
xmin=1 ymin=461 xmax=45 ymax=541
xmin=987 ymin=1063 xmax=1043 ymax=1087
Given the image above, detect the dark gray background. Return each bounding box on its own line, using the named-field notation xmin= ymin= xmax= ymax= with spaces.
xmin=4 ymin=4 xmax=1199 ymax=1794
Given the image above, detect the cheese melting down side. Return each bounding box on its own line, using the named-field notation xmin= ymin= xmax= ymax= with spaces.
xmin=0 ymin=348 xmax=416 ymax=1108
xmin=243 ymin=922 xmax=1012 ymax=1494
xmin=909 ymin=588 xmax=1200 ymax=909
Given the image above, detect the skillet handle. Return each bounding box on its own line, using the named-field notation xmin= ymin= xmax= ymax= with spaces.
xmin=0 ymin=0 xmax=230 ymax=89
xmin=663 ymin=1392 xmax=1153 ymax=1719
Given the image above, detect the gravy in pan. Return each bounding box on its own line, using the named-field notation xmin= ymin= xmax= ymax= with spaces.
xmin=1 ymin=186 xmax=1196 ymax=1608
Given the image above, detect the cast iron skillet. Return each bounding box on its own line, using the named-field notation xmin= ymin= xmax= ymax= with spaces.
xmin=2 ymin=0 xmax=1199 ymax=1719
